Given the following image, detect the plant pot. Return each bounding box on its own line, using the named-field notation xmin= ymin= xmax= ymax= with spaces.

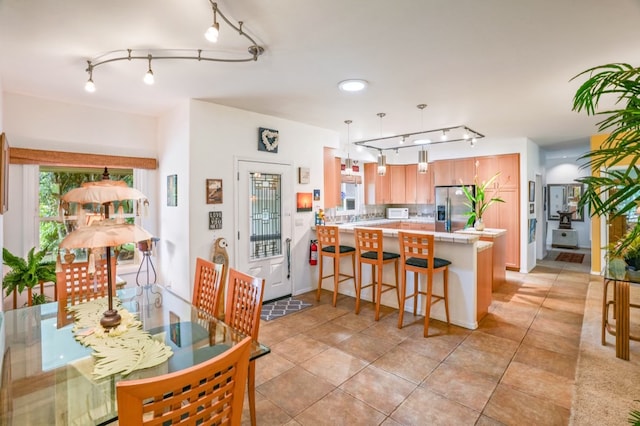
xmin=474 ymin=218 xmax=485 ymax=231
xmin=609 ymin=257 xmax=628 ymax=280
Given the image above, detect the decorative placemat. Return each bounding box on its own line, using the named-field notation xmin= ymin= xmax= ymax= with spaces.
xmin=261 ymin=297 xmax=312 ymax=321
xmin=68 ymin=297 xmax=173 ymax=379
xmin=555 ymin=252 xmax=585 ymax=263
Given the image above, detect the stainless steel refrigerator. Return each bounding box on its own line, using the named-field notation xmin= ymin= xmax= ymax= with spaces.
xmin=435 ymin=185 xmax=475 ymax=232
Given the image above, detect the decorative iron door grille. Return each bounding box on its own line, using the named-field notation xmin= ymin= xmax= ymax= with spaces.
xmin=249 ymin=172 xmax=282 ymax=260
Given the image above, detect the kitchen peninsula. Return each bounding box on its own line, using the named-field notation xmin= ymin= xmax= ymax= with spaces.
xmin=315 ymin=220 xmax=506 ymax=330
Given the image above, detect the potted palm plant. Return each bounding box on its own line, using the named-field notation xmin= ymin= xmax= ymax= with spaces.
xmin=460 ymin=172 xmax=505 ymax=230
xmin=572 ymin=63 xmax=640 ymax=276
xmin=2 ymin=246 xmax=57 ymax=306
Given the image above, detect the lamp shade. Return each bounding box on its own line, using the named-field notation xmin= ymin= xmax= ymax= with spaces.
xmin=59 ymin=220 xmax=153 ymax=250
xmin=61 ymin=179 xmax=148 ymax=205
xmin=418 ymin=150 xmax=429 ymax=174
xmin=344 ymin=157 xmax=353 ymax=175
xmin=377 ymin=155 xmax=387 ymax=176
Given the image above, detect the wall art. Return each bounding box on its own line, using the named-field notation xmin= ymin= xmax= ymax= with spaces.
xmin=206 ymin=178 xmax=223 ymax=204
xmin=167 ymin=174 xmax=177 ymax=207
xmin=209 ymin=211 xmax=222 ymax=230
xmin=296 ymin=192 xmax=312 ymax=212
xmin=258 ymin=127 xmax=279 ymax=153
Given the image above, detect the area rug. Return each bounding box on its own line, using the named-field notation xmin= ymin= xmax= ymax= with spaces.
xmin=261 ymin=297 xmax=312 ymax=321
xmin=555 ymin=251 xmax=585 ymax=263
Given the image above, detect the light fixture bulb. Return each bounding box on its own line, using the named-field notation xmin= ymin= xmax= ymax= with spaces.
xmin=338 ymin=79 xmax=368 ymax=92
xmin=377 ymin=154 xmax=387 ymax=176
xmin=418 ymin=150 xmax=428 ymax=173
xmin=463 ymin=129 xmax=470 ymax=140
xmin=344 ymin=157 xmax=353 ymax=175
xmin=441 ymin=130 xmax=448 ymax=141
xmin=470 ymin=137 xmax=477 ymax=147
xmin=85 ymin=78 xmax=96 ymax=93
xmin=144 ymin=69 xmax=154 ymax=85
xmin=205 ymin=22 xmax=219 ymax=42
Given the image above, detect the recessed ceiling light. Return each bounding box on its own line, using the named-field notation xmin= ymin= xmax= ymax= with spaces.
xmin=338 ymin=79 xmax=368 ymax=92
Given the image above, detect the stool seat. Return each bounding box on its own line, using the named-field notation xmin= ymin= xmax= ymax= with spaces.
xmin=405 ymin=257 xmax=451 ymax=269
xmin=354 ymin=227 xmax=400 ymax=321
xmin=316 ymin=225 xmax=356 ymax=307
xmin=397 ymin=231 xmax=450 ymax=337
xmin=322 ymin=245 xmax=356 ymax=254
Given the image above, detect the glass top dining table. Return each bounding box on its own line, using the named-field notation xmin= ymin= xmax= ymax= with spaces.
xmin=0 ymin=284 xmax=270 ymax=425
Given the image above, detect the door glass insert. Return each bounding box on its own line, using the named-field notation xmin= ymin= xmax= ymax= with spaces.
xmin=249 ymin=172 xmax=282 ymax=260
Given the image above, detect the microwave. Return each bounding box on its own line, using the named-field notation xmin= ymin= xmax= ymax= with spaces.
xmin=387 ymin=208 xmax=409 ymax=219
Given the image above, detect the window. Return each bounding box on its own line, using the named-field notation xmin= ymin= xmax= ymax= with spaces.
xmin=39 ymin=166 xmax=139 ymax=264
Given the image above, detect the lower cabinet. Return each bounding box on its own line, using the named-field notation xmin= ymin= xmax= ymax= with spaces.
xmin=483 ymin=188 xmax=520 ymax=270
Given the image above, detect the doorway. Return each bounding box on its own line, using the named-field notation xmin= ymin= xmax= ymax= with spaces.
xmin=236 ymin=160 xmax=293 ymax=302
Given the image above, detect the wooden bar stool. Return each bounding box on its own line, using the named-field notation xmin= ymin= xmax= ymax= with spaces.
xmin=397 ymin=231 xmax=451 ymax=337
xmin=354 ymin=227 xmax=400 ymax=321
xmin=316 ymin=225 xmax=356 ymax=307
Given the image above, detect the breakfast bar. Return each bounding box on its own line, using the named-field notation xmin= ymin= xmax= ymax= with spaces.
xmin=316 ymin=221 xmax=505 ymax=330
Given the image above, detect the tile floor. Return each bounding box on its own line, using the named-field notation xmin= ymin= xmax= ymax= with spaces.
xmin=245 ymin=249 xmax=592 ymax=425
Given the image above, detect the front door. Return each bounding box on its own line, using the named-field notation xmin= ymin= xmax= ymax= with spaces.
xmin=236 ymin=160 xmax=293 ymax=302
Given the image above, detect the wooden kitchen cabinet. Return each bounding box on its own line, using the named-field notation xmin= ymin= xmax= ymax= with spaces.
xmin=389 ymin=165 xmax=406 ymax=203
xmin=482 ymin=187 xmax=520 ymax=270
xmin=323 ymin=147 xmax=341 ymax=208
xmin=475 ymin=153 xmax=519 ymax=190
xmin=364 ymin=162 xmax=391 ymax=204
xmin=405 ymin=164 xmax=417 ymax=204
xmin=433 ymin=158 xmax=475 ymax=186
xmin=416 ymin=165 xmax=434 ymax=204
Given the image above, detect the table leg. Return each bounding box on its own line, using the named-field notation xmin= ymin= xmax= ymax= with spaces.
xmin=615 ymin=280 xmax=630 ymax=360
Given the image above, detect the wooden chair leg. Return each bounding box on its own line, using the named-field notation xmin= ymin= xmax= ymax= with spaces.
xmin=375 ymin=263 xmax=384 ymax=321
xmin=316 ymin=253 xmax=324 ymax=301
xmin=443 ymin=267 xmax=450 ymax=324
xmin=412 ymin=271 xmax=419 ymax=315
xmin=351 ymin=253 xmax=357 ymax=295
xmin=424 ymin=272 xmax=433 ymax=338
xmin=355 ymin=260 xmax=363 ymax=314
xmin=602 ymin=279 xmax=610 ymax=345
xmin=398 ymin=269 xmax=406 ymax=329
xmin=248 ymin=360 xmax=256 ymax=426
xmin=394 ymin=260 xmax=400 ymax=308
xmin=332 ymin=257 xmax=339 ymax=307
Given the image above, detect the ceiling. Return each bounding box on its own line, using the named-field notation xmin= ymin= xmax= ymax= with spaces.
xmin=1 ymin=0 xmax=639 ymax=149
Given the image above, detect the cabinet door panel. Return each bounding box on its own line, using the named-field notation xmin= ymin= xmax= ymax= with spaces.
xmin=389 ymin=165 xmax=406 ymax=203
xmin=405 ymin=164 xmax=417 ymax=204
xmin=497 ymin=154 xmax=519 ymax=189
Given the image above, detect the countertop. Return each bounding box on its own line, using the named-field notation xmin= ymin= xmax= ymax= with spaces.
xmin=454 ymin=228 xmax=507 ymax=238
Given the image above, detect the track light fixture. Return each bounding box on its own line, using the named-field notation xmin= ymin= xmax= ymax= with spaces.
xmin=143 ymin=55 xmax=154 ymax=85
xmin=205 ymin=1 xmax=220 ymax=42
xmin=376 ymin=113 xmax=387 ymax=176
xmin=84 ymin=0 xmax=264 ymax=92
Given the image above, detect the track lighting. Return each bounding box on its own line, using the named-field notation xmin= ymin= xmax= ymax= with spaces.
xmin=83 ymin=0 xmax=263 ymax=92
xmin=143 ymin=55 xmax=154 ymax=85
xmin=205 ymin=2 xmax=220 ymax=42
xmin=441 ymin=130 xmax=448 ymax=141
xmin=470 ymin=138 xmax=477 ymax=147
xmin=84 ymin=63 xmax=96 ymax=92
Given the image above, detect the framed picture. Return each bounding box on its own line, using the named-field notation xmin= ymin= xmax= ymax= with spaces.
xmin=167 ymin=174 xmax=177 ymax=206
xmin=296 ymin=192 xmax=312 ymax=212
xmin=528 ymin=181 xmax=535 ymax=202
xmin=298 ymin=167 xmax=310 ymax=184
xmin=0 ymin=133 xmax=8 ymax=214
xmin=258 ymin=127 xmax=279 ymax=153
xmin=169 ymin=311 xmax=181 ymax=347
xmin=209 ymin=211 xmax=222 ymax=230
xmin=206 ymin=179 xmax=223 ymax=204
xmin=528 ymin=218 xmax=537 ymax=243
xmin=313 ymin=189 xmax=320 ymax=201
xmin=529 ymin=203 xmax=534 ymax=214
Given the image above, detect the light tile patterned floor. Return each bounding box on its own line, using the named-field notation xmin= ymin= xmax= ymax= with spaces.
xmin=243 ymin=250 xmax=596 ymax=425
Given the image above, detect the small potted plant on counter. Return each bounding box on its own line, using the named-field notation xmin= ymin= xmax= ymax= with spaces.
xmin=461 ymin=172 xmax=505 ymax=231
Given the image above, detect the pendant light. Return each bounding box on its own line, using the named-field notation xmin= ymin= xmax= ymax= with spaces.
xmin=344 ymin=120 xmax=353 ymax=175
xmin=376 ymin=113 xmax=387 ymax=176
xmin=416 ymin=104 xmax=429 ymax=174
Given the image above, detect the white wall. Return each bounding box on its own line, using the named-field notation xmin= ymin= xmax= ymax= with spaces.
xmin=186 ymin=100 xmax=338 ymax=298
xmin=156 ymin=101 xmax=191 ymax=298
xmin=543 ymin=144 xmax=591 ymax=249
xmin=525 ymin=139 xmax=543 ymax=272
xmin=1 ymin=93 xmax=159 ymax=281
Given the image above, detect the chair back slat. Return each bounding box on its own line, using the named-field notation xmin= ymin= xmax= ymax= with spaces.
xmin=354 ymin=228 xmax=384 ymax=257
xmin=316 ymin=225 xmax=339 ymax=251
xmin=398 ymin=231 xmax=435 ymax=266
xmin=192 ymin=258 xmax=224 ymax=318
xmin=116 ymin=336 xmax=251 ymax=425
xmin=224 ymin=268 xmax=265 ymax=340
xmin=56 ymin=256 xmax=116 ymax=307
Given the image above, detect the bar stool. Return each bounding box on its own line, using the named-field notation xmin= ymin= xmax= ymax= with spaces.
xmin=316 ymin=225 xmax=356 ymax=307
xmin=397 ymin=231 xmax=451 ymax=337
xmin=354 ymin=227 xmax=400 ymax=321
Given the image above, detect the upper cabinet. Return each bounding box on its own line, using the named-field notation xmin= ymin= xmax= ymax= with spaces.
xmin=433 ymin=158 xmax=475 ymax=186
xmin=415 ymin=165 xmax=434 ymax=204
xmin=364 ymin=162 xmax=391 ymax=204
xmin=322 ymin=147 xmax=341 ymax=209
xmin=389 ymin=165 xmax=406 ymax=204
xmin=475 ymin=153 xmax=519 ymax=190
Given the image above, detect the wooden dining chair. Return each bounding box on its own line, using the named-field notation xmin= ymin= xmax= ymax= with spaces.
xmin=116 ymin=336 xmax=251 ymax=425
xmin=225 ymin=268 xmax=265 ymax=426
xmin=192 ymin=257 xmax=225 ymax=319
xmin=397 ymin=231 xmax=451 ymax=337
xmin=315 ymin=225 xmax=356 ymax=307
xmin=56 ymin=256 xmax=116 ymax=307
